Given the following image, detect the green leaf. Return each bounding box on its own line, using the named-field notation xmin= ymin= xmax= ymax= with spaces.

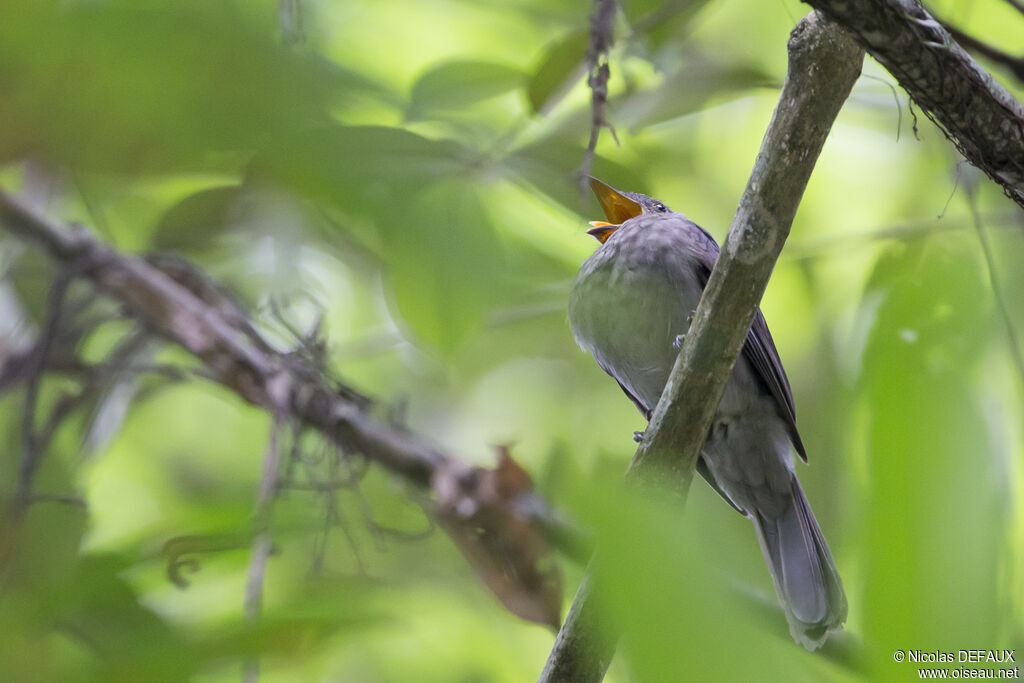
xmin=407 ymin=61 xmax=525 ymax=121
xmin=526 ymin=29 xmax=588 ymax=114
xmin=505 ymin=137 xmax=643 ymax=216
xmin=5 ymin=249 xmax=59 ymax=326
xmin=58 ymin=554 xmax=193 ymax=682
xmin=623 ymin=0 xmax=714 ymax=50
xmin=617 ymin=59 xmax=775 ymax=131
xmin=382 ymin=181 xmax=505 ymax=354
xmin=0 ymin=1 xmax=339 ymax=171
xmin=250 ymin=125 xmax=472 ymax=222
xmin=151 ymin=186 xmax=242 ymax=252
xmin=859 ymin=236 xmax=1006 ymax=654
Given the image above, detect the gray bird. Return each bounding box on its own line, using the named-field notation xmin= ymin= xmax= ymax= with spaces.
xmin=568 ymin=177 xmax=847 ymax=649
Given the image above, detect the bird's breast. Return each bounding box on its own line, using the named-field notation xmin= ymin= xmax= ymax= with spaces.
xmin=568 ymin=221 xmax=706 ymax=409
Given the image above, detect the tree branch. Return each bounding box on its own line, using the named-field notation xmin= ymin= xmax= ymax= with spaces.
xmin=803 ymin=0 xmax=1024 ymax=208
xmin=0 ymin=189 xmax=592 ymax=617
xmin=939 ymin=20 xmax=1024 ymax=85
xmin=242 ymin=390 xmax=289 ymax=683
xmin=539 ymin=12 xmax=863 ymax=682
xmin=1003 ymin=0 xmax=1024 ymax=18
xmin=578 ymin=0 xmax=617 ymax=198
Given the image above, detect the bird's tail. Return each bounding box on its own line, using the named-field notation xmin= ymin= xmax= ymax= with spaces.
xmin=752 ymin=476 xmax=847 ymax=650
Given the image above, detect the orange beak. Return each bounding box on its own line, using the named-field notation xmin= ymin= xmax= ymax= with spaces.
xmin=586 ymin=177 xmax=643 ymax=243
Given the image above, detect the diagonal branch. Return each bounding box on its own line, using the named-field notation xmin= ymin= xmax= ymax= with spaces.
xmin=539 ymin=12 xmax=864 ymax=682
xmin=0 ymin=189 xmax=592 ymax=621
xmin=1003 ymin=0 xmax=1024 ymax=18
xmin=938 ymin=20 xmax=1024 ymax=85
xmin=803 ymin=0 xmax=1024 ymax=208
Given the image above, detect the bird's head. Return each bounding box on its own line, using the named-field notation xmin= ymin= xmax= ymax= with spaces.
xmin=586 ymin=176 xmax=672 ymax=243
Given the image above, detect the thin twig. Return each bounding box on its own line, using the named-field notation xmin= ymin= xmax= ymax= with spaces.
xmin=15 ymin=267 xmax=74 ymax=513
xmin=938 ymin=160 xmax=965 ymax=219
xmin=784 ymin=210 xmax=1022 ymax=261
xmin=242 ymin=375 xmax=290 ymax=683
xmin=964 ymin=183 xmax=1024 ymax=397
xmin=859 ymin=73 xmax=903 ymax=141
xmin=577 ymin=0 xmax=617 ymax=200
xmin=278 ymin=0 xmax=305 ymax=46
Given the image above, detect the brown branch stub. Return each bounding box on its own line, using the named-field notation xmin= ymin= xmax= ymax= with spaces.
xmin=433 ymin=445 xmax=563 ymax=629
xmin=540 ymin=12 xmax=863 ymax=682
xmin=803 ymin=0 xmax=1024 ymax=208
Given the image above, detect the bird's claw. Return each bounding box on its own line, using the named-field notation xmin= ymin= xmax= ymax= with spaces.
xmin=673 ymin=333 xmax=686 ymax=350
xmin=633 ymin=430 xmax=645 ymax=443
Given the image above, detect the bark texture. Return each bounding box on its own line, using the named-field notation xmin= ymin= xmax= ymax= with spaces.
xmin=804 ymin=0 xmax=1024 ymax=207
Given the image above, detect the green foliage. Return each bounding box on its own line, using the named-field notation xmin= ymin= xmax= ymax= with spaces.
xmin=1 ymin=0 xmax=1022 ymax=681
xmin=528 ymin=30 xmax=590 ymax=114
xmin=408 ymin=61 xmax=526 ymax=121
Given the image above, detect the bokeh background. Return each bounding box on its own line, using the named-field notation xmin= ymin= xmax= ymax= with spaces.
xmin=1 ymin=0 xmax=1022 ymax=681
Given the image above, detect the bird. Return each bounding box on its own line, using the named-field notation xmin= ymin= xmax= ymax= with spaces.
xmin=567 ymin=176 xmax=847 ymax=649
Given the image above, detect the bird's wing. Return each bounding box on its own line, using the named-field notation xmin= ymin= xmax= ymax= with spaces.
xmin=690 ymin=225 xmax=808 ymax=462
xmin=745 ymin=309 xmax=807 ymax=461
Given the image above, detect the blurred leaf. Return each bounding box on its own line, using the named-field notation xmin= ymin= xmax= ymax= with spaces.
xmin=526 ymin=30 xmax=588 ymax=114
xmin=623 ymin=0 xmax=714 ymax=51
xmin=382 ymin=180 xmax=506 ymax=353
xmin=621 ymin=0 xmax=669 ymax=21
xmin=58 ymin=554 xmax=193 ymax=683
xmin=251 ymin=125 xmax=473 ymax=226
xmin=505 ymin=137 xmax=643 ymax=216
xmin=859 ymin=237 xmax=1009 ymax=666
xmin=254 ymin=125 xmax=517 ymax=355
xmin=0 ymin=0 xmax=339 ymax=171
xmin=616 ymin=58 xmax=775 ymax=131
xmin=408 ymin=61 xmax=525 ymax=122
xmin=2 ymin=503 xmax=88 ymax=612
xmin=151 ymin=186 xmax=243 ymax=252
xmin=202 ymin=613 xmax=382 ymax=661
xmin=568 ymin=474 xmax=821 ymax=683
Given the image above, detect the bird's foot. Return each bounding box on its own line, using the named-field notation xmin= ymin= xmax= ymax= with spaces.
xmin=673 ymin=333 xmax=686 ymax=350
xmin=633 ymin=430 xmax=645 ymax=443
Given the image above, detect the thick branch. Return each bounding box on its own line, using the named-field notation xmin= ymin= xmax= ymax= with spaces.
xmin=803 ymin=0 xmax=1024 ymax=208
xmin=940 ymin=21 xmax=1024 ymax=85
xmin=0 ymin=189 xmax=591 ymax=569
xmin=539 ymin=12 xmax=863 ymax=682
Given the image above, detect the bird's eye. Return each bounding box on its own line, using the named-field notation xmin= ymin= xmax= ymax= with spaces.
xmin=653 ymin=203 xmax=667 ymax=213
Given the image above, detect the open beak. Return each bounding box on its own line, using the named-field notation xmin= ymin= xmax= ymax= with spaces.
xmin=586 ymin=177 xmax=643 ymax=244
